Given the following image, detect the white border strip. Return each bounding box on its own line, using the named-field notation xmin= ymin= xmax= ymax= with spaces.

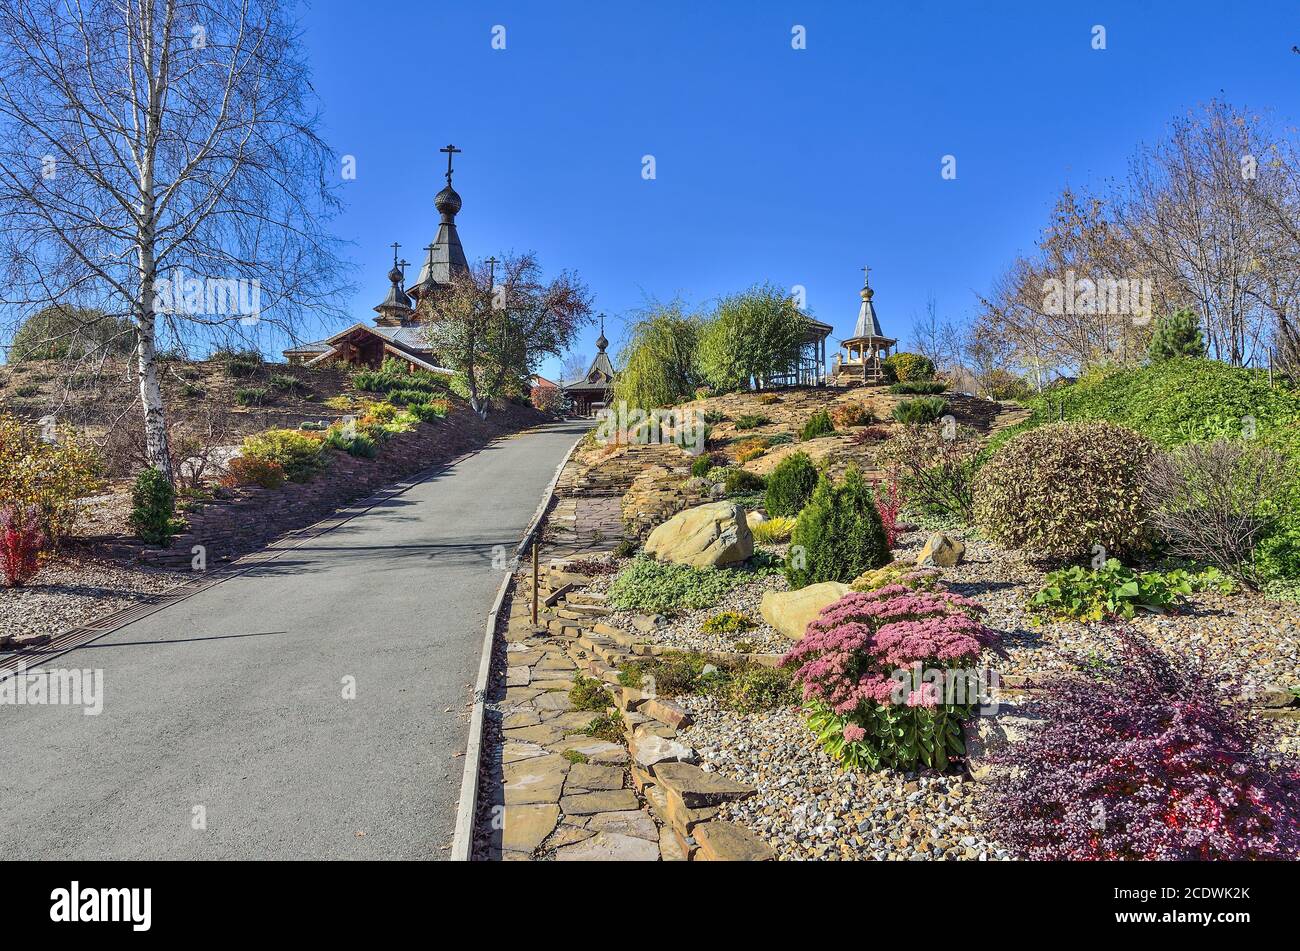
xmin=449 ymin=426 xmax=585 ymax=861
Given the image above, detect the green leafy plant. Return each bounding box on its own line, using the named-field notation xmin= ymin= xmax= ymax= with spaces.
xmin=234 ymin=386 xmax=269 ymax=406
xmin=1027 ymin=561 xmax=1233 ymax=622
xmin=785 ymin=466 xmax=890 ymax=588
xmin=724 ymin=467 xmax=765 ymax=495
xmin=892 ymin=396 xmax=946 ymax=424
xmin=128 ymin=466 xmax=183 ymax=546
xmin=799 ymin=410 xmax=835 ymax=440
xmin=618 ymin=650 xmax=797 ymax=713
xmin=569 ymin=675 xmax=611 ymax=711
xmin=690 ymin=454 xmax=713 ymax=478
xmin=882 ymin=351 xmax=935 ymax=383
xmin=733 ymin=414 xmax=771 ymax=431
xmin=220 ymin=349 xmax=263 ymax=378
xmin=583 ymin=711 xmax=625 ymax=742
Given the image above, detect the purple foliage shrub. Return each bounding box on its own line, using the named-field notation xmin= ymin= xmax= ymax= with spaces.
xmin=983 ymin=632 xmax=1300 ymax=860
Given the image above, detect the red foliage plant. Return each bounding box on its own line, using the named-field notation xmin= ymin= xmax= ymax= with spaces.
xmin=0 ymin=503 xmax=46 ymax=586
xmin=220 ymin=456 xmax=286 ymax=490
xmin=875 ymin=472 xmax=904 ymax=548
xmin=982 ymin=631 xmax=1300 ymax=860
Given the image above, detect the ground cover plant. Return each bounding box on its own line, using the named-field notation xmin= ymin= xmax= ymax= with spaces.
xmin=240 ymin=429 xmax=326 ymax=482
xmin=606 ymin=556 xmax=777 ymax=613
xmin=617 ymin=650 xmax=798 ymax=713
xmin=889 ymin=380 xmax=947 ymax=395
xmin=751 ymin=515 xmax=796 ymax=544
xmin=782 ymin=586 xmax=996 ymax=771
xmin=982 ymin=633 xmax=1300 ymax=860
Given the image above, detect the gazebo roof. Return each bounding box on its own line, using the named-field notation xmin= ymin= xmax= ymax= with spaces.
xmin=840 ymin=269 xmax=896 ymax=346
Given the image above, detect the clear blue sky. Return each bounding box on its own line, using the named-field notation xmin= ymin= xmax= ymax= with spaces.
xmin=295 ymin=0 xmax=1300 ymax=380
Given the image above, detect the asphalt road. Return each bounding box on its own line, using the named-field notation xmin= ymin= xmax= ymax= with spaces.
xmin=0 ymin=419 xmax=587 ymax=860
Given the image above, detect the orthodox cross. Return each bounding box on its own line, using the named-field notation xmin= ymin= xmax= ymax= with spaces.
xmin=486 ymin=255 xmax=497 ymax=289
xmin=439 ymin=143 xmax=462 ymax=185
xmin=391 ymin=242 xmax=401 ymax=267
xmin=862 ymin=264 xmax=871 ymax=286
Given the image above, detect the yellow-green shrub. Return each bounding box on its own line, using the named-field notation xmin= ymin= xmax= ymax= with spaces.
xmin=974 ymin=421 xmax=1156 ymax=561
xmin=0 ymin=412 xmax=100 ymax=542
xmin=240 ymin=429 xmax=325 ymax=482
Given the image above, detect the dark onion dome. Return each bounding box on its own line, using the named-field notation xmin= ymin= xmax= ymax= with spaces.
xmin=595 ymin=329 xmax=608 ymax=351
xmin=434 ymin=184 xmax=462 ymax=219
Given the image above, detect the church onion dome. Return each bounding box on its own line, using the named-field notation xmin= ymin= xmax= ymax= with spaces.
xmin=434 ymin=184 xmax=462 ymax=220
xmin=595 ymin=329 xmax=608 ymax=351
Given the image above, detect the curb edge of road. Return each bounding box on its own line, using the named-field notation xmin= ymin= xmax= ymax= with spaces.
xmin=448 ymin=426 xmax=586 ymax=861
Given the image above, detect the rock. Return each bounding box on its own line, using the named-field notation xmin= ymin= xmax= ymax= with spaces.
xmin=631 ymin=734 xmax=696 ymax=768
xmin=559 ymin=789 xmax=641 ymax=815
xmin=760 ymin=581 xmax=849 ymax=640
xmin=506 ymin=666 xmax=531 ymax=687
xmin=564 ymin=763 xmax=626 ymax=792
xmin=693 ymin=821 xmax=776 ymax=861
xmin=554 ymin=738 xmax=626 ymax=765
xmin=659 ymin=825 xmax=688 ymax=861
xmin=586 ymin=809 xmax=659 ymax=841
xmin=500 ymin=753 xmax=569 ymax=805
xmin=652 ymin=761 xmax=756 ymax=808
xmin=745 ymin=510 xmax=766 ymax=530
xmin=916 ymin=532 xmax=965 ymax=568
xmin=701 ymin=664 xmax=718 ymax=676
xmin=643 ymin=501 xmax=754 ymax=567
xmin=502 ymin=804 xmax=560 ymax=854
xmin=553 ymin=831 xmax=659 ymax=861
xmin=639 ymin=697 xmax=692 ymax=729
xmin=630 ymin=613 xmax=665 ymax=633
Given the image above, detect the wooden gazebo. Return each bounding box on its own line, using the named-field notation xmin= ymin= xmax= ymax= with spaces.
xmin=833 ymin=267 xmax=896 ymax=384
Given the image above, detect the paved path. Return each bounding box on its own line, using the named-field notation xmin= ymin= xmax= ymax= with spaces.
xmin=0 ymin=420 xmax=588 ymax=860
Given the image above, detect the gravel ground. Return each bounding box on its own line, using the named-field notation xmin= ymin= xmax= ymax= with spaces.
xmin=679 ymin=694 xmax=1008 ymax=861
xmin=0 ymin=556 xmax=188 ymax=639
xmin=634 ymin=523 xmax=1300 ymax=860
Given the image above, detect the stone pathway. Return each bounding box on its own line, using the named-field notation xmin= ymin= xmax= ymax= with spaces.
xmin=474 ymin=560 xmax=775 ymax=861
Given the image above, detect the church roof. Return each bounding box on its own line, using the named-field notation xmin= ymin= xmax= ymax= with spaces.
xmin=409 ymin=150 xmax=469 ymax=297
xmin=563 ymin=315 xmax=617 ymax=391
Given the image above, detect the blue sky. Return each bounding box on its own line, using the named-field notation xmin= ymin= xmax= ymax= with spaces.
xmin=297 ymin=0 xmax=1300 ymax=380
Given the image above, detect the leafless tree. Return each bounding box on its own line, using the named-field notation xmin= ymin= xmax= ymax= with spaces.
xmin=0 ymin=0 xmax=346 ymax=482
xmin=422 ymin=252 xmax=592 ymax=418
xmin=560 ymin=351 xmax=590 ymax=384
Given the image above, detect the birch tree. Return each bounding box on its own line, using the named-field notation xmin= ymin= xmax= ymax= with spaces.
xmin=0 ymin=0 xmax=345 ymax=482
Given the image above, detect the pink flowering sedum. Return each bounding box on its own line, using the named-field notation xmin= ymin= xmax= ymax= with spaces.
xmin=781 ymin=585 xmax=998 ymax=771
xmin=782 ymin=586 xmax=995 ymax=715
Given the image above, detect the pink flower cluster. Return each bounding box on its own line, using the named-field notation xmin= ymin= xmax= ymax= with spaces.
xmin=780 ymin=586 xmax=996 ymax=716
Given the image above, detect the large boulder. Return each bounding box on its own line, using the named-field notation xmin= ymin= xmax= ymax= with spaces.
xmin=916 ymin=532 xmax=965 ymax=568
xmin=760 ymin=581 xmax=849 ymax=640
xmin=644 ymin=501 xmax=753 ymax=568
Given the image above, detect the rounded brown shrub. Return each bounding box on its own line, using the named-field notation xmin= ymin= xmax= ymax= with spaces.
xmin=973 ymin=420 xmax=1156 ymax=560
